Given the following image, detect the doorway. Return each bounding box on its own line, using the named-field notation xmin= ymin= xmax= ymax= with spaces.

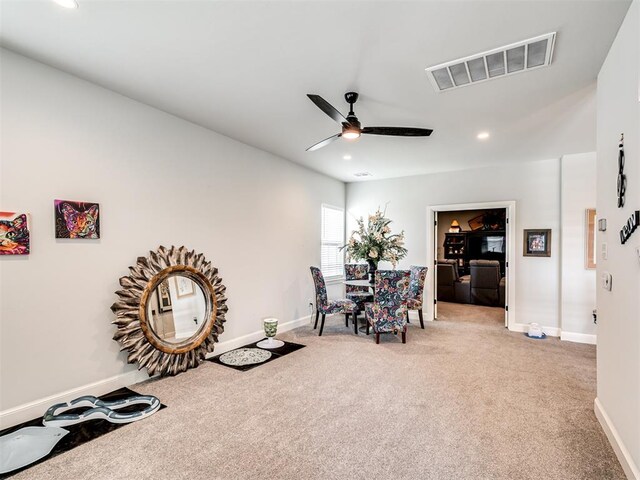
xmin=426 ymin=201 xmax=517 ymax=330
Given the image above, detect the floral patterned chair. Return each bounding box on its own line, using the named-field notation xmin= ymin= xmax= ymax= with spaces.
xmin=406 ymin=265 xmax=428 ymax=329
xmin=310 ymin=267 xmax=358 ymax=336
xmin=344 ymin=263 xmax=372 ymax=334
xmin=365 ymin=270 xmax=411 ymax=344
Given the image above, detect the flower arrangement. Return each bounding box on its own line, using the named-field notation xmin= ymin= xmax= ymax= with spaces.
xmin=342 ymin=208 xmax=407 ymax=268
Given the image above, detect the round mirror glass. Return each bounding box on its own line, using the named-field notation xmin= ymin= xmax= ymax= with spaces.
xmin=146 ymin=274 xmax=207 ymax=344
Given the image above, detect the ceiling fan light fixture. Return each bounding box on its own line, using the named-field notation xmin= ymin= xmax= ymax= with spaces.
xmin=305 ymin=92 xmax=432 ymax=151
xmin=342 ymin=130 xmax=361 ymax=140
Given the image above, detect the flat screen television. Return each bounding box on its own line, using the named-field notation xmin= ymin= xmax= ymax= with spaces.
xmin=482 ymin=236 xmax=505 ymax=254
xmin=468 ymin=234 xmax=506 ymax=258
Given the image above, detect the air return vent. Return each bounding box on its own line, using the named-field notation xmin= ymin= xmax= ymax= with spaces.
xmin=425 ymin=32 xmax=556 ymax=92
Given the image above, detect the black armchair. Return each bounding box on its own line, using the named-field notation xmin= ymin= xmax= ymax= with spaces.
xmin=437 ymin=260 xmax=470 ymax=304
xmin=469 ymin=260 xmax=501 ymax=307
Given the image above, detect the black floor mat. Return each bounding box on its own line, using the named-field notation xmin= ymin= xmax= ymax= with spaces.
xmin=0 ymin=387 xmax=166 ymax=479
xmin=208 ymin=340 xmax=305 ymax=371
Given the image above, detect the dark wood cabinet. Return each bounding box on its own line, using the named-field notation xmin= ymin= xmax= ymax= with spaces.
xmin=444 ymin=231 xmax=506 ymax=276
xmin=444 ymin=233 xmax=468 ymax=273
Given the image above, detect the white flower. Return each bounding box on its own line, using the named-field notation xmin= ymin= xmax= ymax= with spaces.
xmin=369 ymin=248 xmax=378 ymax=259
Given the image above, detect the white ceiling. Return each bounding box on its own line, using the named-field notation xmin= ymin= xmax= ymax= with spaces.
xmin=0 ymin=0 xmax=631 ymax=182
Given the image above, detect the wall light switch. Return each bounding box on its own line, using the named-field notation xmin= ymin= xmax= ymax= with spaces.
xmin=602 ymin=272 xmax=612 ymax=291
xmin=598 ymin=218 xmax=607 ymax=231
xmin=601 ymin=242 xmax=608 ymax=260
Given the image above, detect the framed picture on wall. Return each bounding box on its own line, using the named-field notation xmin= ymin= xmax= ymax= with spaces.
xmin=54 ymin=200 xmax=100 ymax=239
xmin=468 ymin=214 xmax=484 ymax=231
xmin=0 ymin=212 xmax=30 ymax=255
xmin=175 ymin=276 xmax=195 ymax=298
xmin=523 ymin=229 xmax=552 ymax=257
xmin=157 ymin=280 xmax=172 ymax=312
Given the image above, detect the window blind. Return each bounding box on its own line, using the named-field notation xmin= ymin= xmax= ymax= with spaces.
xmin=321 ymin=204 xmax=345 ymax=279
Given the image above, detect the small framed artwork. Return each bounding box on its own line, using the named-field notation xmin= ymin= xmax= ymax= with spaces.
xmin=468 ymin=214 xmax=484 ymax=231
xmin=0 ymin=212 xmax=30 ymax=255
xmin=523 ymin=229 xmax=552 ymax=257
xmin=175 ymin=276 xmax=195 ymax=298
xmin=157 ymin=280 xmax=172 ymax=312
xmin=585 ymin=209 xmax=597 ymax=269
xmin=54 ymin=200 xmax=100 ymax=239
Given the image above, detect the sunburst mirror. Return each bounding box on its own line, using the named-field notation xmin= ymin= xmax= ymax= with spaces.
xmin=111 ymin=246 xmax=228 ymax=376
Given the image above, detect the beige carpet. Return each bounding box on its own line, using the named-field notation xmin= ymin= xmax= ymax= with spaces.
xmin=15 ymin=302 xmax=624 ymax=480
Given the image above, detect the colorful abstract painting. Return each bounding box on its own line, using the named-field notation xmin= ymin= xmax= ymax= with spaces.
xmin=54 ymin=200 xmax=100 ymax=239
xmin=0 ymin=212 xmax=30 ymax=255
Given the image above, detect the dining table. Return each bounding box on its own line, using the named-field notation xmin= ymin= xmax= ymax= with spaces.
xmin=343 ymin=279 xmax=375 ymax=333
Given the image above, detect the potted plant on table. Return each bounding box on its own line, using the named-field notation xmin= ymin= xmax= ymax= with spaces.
xmin=342 ymin=208 xmax=408 ymax=283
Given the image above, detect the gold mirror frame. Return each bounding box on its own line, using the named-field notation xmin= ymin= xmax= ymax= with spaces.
xmin=111 ymin=246 xmax=228 ymax=376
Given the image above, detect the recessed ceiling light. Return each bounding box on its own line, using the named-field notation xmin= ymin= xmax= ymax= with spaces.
xmin=477 ymin=132 xmax=490 ymax=140
xmin=343 ymin=155 xmax=352 ymax=160
xmin=53 ymin=0 xmax=79 ymax=9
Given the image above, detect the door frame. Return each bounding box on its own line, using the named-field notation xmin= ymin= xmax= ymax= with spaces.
xmin=426 ymin=201 xmax=517 ymax=330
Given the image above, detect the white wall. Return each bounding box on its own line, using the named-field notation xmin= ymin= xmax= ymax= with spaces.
xmin=346 ymin=157 xmax=562 ymax=331
xmin=0 ymin=49 xmax=345 ymax=419
xmin=560 ymin=153 xmax=597 ymax=342
xmin=595 ymin=0 xmax=640 ymax=477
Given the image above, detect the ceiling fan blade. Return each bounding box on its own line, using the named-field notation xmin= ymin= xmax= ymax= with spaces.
xmin=306 ymin=133 xmax=341 ymax=152
xmin=307 ymin=94 xmax=350 ymax=126
xmin=361 ymin=126 xmax=433 ymax=137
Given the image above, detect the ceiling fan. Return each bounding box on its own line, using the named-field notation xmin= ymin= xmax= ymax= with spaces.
xmin=306 ymin=92 xmax=433 ymax=152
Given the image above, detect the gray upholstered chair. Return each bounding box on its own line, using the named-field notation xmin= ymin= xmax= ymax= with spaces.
xmin=437 ymin=260 xmax=470 ymax=304
xmin=469 ymin=260 xmax=501 ymax=306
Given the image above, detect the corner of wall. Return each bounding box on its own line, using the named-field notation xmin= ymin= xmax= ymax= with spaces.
xmin=595 ymin=397 xmax=640 ymax=480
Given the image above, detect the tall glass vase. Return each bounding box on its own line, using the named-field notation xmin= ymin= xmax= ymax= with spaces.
xmin=367 ymin=259 xmax=378 ymax=284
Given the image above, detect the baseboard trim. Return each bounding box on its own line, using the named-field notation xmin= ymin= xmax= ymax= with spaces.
xmin=509 ymin=323 xmax=561 ymax=337
xmin=560 ymin=331 xmax=597 ymax=345
xmin=595 ymin=397 xmax=640 ymax=480
xmin=0 ymin=314 xmax=312 ymax=429
xmin=0 ymin=369 xmax=148 ymax=430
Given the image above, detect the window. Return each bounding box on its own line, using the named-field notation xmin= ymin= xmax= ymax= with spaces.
xmin=321 ymin=204 xmax=345 ymax=279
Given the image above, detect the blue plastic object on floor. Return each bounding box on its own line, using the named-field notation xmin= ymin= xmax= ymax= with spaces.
xmin=524 ymin=332 xmax=547 ymax=339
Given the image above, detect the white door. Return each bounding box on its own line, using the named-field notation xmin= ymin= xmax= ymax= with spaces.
xmin=504 ymin=209 xmax=509 ymax=327
xmin=433 ymin=211 xmax=439 ymax=319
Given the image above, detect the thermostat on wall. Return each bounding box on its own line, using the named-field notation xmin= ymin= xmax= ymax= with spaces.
xmin=598 ymin=218 xmax=607 ymax=232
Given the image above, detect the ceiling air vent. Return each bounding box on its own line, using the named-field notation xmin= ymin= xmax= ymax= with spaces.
xmin=425 ymin=32 xmax=556 ymax=92
xmin=353 ymin=172 xmax=373 ymax=178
